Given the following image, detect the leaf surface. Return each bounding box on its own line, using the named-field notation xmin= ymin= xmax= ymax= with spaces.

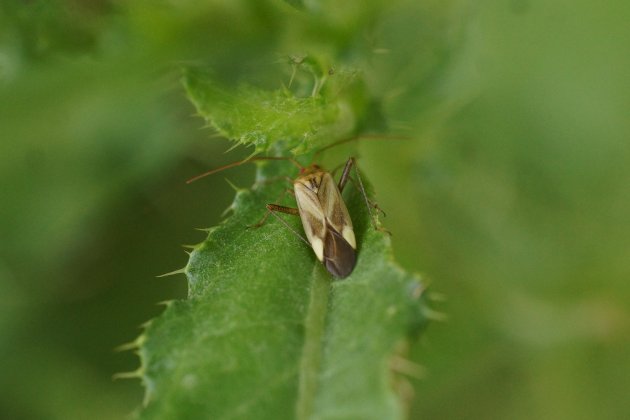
xmin=138 ymin=158 xmax=428 ymax=419
xmin=183 ymin=68 xmax=348 ymax=154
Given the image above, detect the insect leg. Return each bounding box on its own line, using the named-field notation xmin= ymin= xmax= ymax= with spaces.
xmin=248 ymin=189 xmax=293 ymax=228
xmin=265 ymin=204 xmax=299 ymax=215
xmin=265 ymin=205 xmax=310 ymax=246
xmin=346 ymin=176 xmax=387 ymax=217
xmin=337 ymin=157 xmax=354 ymax=192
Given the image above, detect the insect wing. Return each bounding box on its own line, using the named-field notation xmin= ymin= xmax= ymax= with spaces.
xmin=294 ymin=181 xmax=327 ymax=262
xmin=318 ymin=173 xmax=356 ymax=277
xmin=322 ymin=222 xmax=356 ymax=278
xmin=317 ymin=173 xmax=356 ymax=250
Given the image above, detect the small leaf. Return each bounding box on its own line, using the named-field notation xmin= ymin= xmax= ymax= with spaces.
xmin=183 ymin=67 xmax=345 ymax=154
xmin=138 ymin=160 xmax=428 ymax=419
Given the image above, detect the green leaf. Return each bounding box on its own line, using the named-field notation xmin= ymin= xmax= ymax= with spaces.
xmin=182 ymin=67 xmax=363 ymax=155
xmin=136 ymin=158 xmax=428 ymax=419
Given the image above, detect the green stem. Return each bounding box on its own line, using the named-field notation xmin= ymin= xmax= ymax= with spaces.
xmin=296 ymin=265 xmax=331 ymax=420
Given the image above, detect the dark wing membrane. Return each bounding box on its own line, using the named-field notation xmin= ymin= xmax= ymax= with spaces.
xmin=323 ymin=222 xmax=357 ymax=278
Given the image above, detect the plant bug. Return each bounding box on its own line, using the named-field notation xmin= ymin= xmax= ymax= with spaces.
xmin=187 ymin=149 xmax=385 ymax=279
xmin=264 ymin=158 xmax=361 ymax=278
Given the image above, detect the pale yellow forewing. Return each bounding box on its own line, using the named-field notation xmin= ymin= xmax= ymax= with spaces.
xmin=294 ymin=181 xmax=327 ymax=261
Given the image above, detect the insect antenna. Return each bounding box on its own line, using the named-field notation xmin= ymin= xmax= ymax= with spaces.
xmin=186 ymin=156 xmax=303 ymax=184
xmin=313 ymin=134 xmax=410 ymax=160
xmin=266 ymin=209 xmax=311 ymax=246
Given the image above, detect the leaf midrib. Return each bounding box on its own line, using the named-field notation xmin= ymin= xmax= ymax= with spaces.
xmin=296 ymin=264 xmax=331 ymax=420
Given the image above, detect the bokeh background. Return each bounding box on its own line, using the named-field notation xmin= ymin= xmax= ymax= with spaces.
xmin=1 ymin=1 xmax=629 ymax=419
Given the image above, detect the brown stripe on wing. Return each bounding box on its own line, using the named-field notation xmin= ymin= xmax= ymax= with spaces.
xmin=323 ymin=222 xmax=357 ymax=279
xmin=318 ymin=172 xmax=353 ymax=237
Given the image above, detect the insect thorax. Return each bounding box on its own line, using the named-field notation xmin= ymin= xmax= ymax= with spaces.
xmin=295 ymin=172 xmax=324 ymax=192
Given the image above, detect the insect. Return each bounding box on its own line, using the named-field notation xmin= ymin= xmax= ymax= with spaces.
xmin=187 ymin=153 xmax=383 ymax=279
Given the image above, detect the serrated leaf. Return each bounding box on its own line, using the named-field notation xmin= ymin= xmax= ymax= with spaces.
xmin=182 ymin=67 xmax=360 ymax=155
xmin=138 ymin=158 xmax=428 ymax=419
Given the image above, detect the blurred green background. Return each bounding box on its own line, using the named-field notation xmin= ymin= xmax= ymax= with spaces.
xmin=1 ymin=1 xmax=629 ymax=419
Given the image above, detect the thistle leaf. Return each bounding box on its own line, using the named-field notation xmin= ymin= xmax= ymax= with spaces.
xmin=137 ymin=159 xmax=428 ymax=419
xmin=183 ymin=68 xmax=346 ymax=154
